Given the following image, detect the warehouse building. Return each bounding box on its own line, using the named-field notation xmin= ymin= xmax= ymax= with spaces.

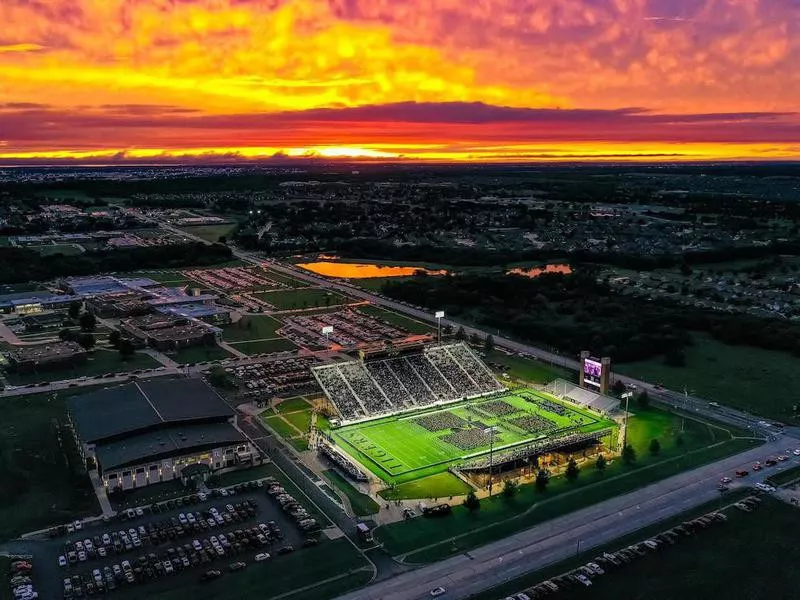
xmin=68 ymin=378 xmax=253 ymax=491
xmin=5 ymin=341 xmax=87 ymax=373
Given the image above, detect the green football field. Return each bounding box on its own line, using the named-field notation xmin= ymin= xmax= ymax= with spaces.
xmin=330 ymin=389 xmax=616 ymax=484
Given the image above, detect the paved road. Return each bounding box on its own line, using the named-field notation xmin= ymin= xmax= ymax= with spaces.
xmin=337 ymin=436 xmax=799 ymax=600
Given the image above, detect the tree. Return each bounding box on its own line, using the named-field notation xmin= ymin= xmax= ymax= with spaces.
xmin=535 ymin=469 xmax=550 ymax=492
xmin=595 ymin=454 xmax=607 ymax=471
xmin=463 ymin=491 xmax=480 ymax=512
xmin=469 ymin=332 xmax=482 ymax=346
xmin=637 ymin=390 xmax=650 ymax=409
xmin=118 ymin=338 xmax=135 ymax=359
xmin=502 ymin=479 xmax=518 ymax=499
xmin=649 ymin=438 xmax=661 ymax=456
xmin=680 ymin=262 xmax=693 ymax=276
xmin=218 ymin=235 xmax=227 ymax=244
xmin=68 ymin=301 xmax=82 ymax=320
xmin=208 ymin=366 xmax=233 ymax=389
xmin=483 ymin=334 xmax=495 ymax=354
xmin=455 ymin=326 xmax=467 ymax=341
xmin=108 ymin=330 xmax=121 ymax=348
xmin=79 ymin=311 xmax=97 ymax=332
xmin=611 ymin=379 xmax=627 ymax=395
xmin=77 ymin=333 xmax=95 ymax=350
xmin=565 ymin=458 xmax=580 ymax=482
xmin=58 ymin=328 xmax=73 ymax=341
xmin=675 ymin=434 xmax=685 ymax=449
xmin=622 ymin=444 xmax=637 ymax=465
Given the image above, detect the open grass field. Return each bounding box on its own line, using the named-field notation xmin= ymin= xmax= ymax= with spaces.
xmin=276 ymin=396 xmax=312 ymax=413
xmin=544 ymin=497 xmax=800 ymax=600
xmin=375 ymin=406 xmax=756 ymax=561
xmin=0 ymin=389 xmax=100 ymax=540
xmin=253 ymin=287 xmax=350 ymax=311
xmin=283 ymin=408 xmax=313 ymax=433
xmin=331 ymin=389 xmax=615 ymax=485
xmin=178 ymin=223 xmax=238 ymax=243
xmin=32 ymin=243 xmax=85 ymax=256
xmin=3 ymin=349 xmax=160 ymax=386
xmin=486 ymin=350 xmax=576 ymax=385
xmin=222 ymin=315 xmax=282 ymax=342
xmin=379 ymin=472 xmax=474 ymax=501
xmin=617 ymin=332 xmax=800 ymax=422
xmin=226 ymin=338 xmax=297 ymax=355
xmin=130 ymin=270 xmax=194 ymax=286
xmin=322 ymin=469 xmax=380 ymax=516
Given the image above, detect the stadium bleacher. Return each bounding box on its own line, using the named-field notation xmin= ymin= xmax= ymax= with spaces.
xmin=545 ymin=379 xmax=621 ymax=414
xmin=312 ymin=342 xmax=504 ymax=423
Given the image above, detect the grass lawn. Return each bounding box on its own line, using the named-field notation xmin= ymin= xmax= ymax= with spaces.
xmin=169 ymin=344 xmax=234 ymax=364
xmin=130 ymin=270 xmax=194 ymax=286
xmin=283 ymin=408 xmax=313 ymax=434
xmin=766 ymin=464 xmax=800 ymax=487
xmin=222 ymin=315 xmax=282 ymax=342
xmin=541 ymin=497 xmax=800 ymax=600
xmin=262 ymin=414 xmax=303 ymax=438
xmin=179 ymin=223 xmax=238 ymax=243
xmin=253 ymin=287 xmax=350 ymax=311
xmin=227 ymin=338 xmax=297 ymax=355
xmin=260 ymin=268 xmax=310 ymax=288
xmin=332 ymin=389 xmax=615 ymax=485
xmin=276 ymin=396 xmax=312 ymax=413
xmin=617 ymin=332 xmax=800 ymax=422
xmin=358 ymin=304 xmax=435 ymax=335
xmin=0 ymin=390 xmax=99 ymax=540
xmin=4 ymin=349 xmax=160 ymax=385
xmin=375 ymin=407 xmax=757 ymax=562
xmin=322 ymin=469 xmax=380 ymax=516
xmin=379 ymin=472 xmax=474 ymax=501
xmin=485 ymin=350 xmax=576 ymax=385
xmin=113 ymin=538 xmax=369 ymax=600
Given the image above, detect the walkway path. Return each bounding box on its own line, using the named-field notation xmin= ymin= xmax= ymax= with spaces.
xmin=88 ymin=469 xmax=115 ymax=518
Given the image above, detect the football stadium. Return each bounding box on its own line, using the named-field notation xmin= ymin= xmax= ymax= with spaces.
xmin=314 ymin=342 xmax=619 ymax=486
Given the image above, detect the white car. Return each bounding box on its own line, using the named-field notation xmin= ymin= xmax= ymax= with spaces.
xmin=794 ymin=449 xmax=800 ymax=456
xmin=178 ymin=513 xmax=188 ymax=525
xmin=98 ymin=547 xmax=107 ymax=557
xmin=430 ymin=587 xmax=447 ymax=597
xmin=74 ymin=520 xmax=82 ymax=531
xmin=198 ymin=492 xmax=208 ymax=502
xmin=220 ymin=488 xmax=229 ymax=497
xmin=135 ymin=507 xmax=144 ymax=517
xmin=58 ymin=555 xmax=67 ymax=567
xmin=254 ymin=553 xmax=271 ymax=562
xmin=575 ymin=574 xmax=592 ymax=587
xmin=192 ymin=539 xmax=203 ymax=551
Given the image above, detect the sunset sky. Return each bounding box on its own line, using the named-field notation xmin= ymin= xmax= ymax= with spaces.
xmin=0 ymin=0 xmax=798 ymax=163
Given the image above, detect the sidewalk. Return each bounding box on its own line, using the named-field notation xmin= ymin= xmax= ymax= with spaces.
xmin=88 ymin=469 xmax=115 ymax=518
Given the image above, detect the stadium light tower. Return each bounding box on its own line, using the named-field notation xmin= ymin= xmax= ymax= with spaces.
xmin=322 ymin=325 xmax=333 ymax=347
xmin=435 ymin=310 xmax=445 ymax=344
xmin=484 ymin=426 xmax=496 ymax=496
xmin=621 ymin=390 xmax=633 ymax=450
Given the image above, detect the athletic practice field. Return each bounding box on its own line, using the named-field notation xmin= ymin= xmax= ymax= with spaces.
xmin=330 ymin=388 xmax=616 ymax=484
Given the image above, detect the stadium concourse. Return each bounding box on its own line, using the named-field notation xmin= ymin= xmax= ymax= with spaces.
xmin=312 ymin=343 xmax=618 ymax=486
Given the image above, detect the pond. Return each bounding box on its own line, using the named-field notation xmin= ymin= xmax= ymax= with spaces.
xmin=297 ymin=262 xmax=448 ymax=279
xmin=507 ymin=264 xmax=572 ymax=278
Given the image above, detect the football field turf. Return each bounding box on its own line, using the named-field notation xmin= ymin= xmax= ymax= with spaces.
xmin=330 ymin=388 xmax=616 ymax=484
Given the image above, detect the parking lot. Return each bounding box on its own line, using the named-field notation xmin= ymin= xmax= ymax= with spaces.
xmin=37 ymin=479 xmax=322 ymax=599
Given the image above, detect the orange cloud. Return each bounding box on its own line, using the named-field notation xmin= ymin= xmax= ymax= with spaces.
xmin=0 ymin=0 xmax=797 ymax=161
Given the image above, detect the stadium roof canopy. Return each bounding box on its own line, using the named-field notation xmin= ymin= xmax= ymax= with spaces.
xmin=69 ymin=378 xmax=234 ymax=444
xmin=94 ymin=422 xmax=246 ymax=471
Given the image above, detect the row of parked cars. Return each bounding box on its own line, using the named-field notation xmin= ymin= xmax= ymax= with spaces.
xmin=63 ymin=521 xmax=294 ymax=598
xmin=59 ymin=500 xmax=261 ymax=568
xmin=7 ymin=557 xmax=37 ymax=600
xmin=265 ymin=479 xmax=320 ymax=533
xmin=505 ymin=507 xmax=737 ymax=599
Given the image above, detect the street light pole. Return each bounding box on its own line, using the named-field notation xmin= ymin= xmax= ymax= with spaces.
xmin=621 ymin=391 xmax=633 ymax=451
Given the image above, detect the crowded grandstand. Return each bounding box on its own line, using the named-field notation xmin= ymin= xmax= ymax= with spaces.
xmin=311 ymin=342 xmax=503 ymax=423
